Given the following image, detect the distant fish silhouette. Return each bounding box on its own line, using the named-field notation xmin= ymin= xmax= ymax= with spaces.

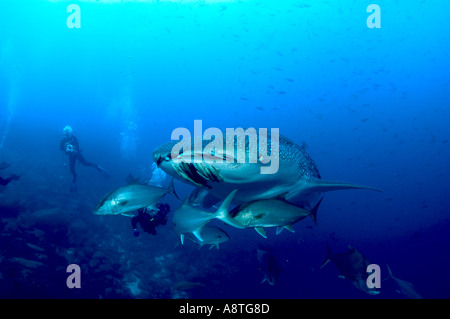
xmin=385 ymin=265 xmax=422 ymax=299
xmin=257 ymin=244 xmax=281 ymax=285
xmin=321 ymin=243 xmax=380 ymax=295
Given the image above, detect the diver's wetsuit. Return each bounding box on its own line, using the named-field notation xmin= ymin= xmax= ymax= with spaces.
xmin=60 ymin=135 xmax=99 ymax=183
xmin=131 ymin=203 xmax=169 ymax=236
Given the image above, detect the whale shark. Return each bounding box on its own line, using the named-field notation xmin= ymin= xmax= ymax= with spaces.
xmin=152 ymin=132 xmax=381 ymax=209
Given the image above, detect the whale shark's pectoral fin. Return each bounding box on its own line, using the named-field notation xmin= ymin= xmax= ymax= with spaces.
xmin=285 ymin=178 xmax=382 ymax=204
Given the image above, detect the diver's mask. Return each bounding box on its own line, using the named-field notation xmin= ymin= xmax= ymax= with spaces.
xmin=66 ymin=144 xmax=74 ymax=153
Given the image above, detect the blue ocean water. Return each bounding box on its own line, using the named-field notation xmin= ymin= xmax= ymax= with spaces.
xmin=0 ymin=0 xmax=449 ymax=299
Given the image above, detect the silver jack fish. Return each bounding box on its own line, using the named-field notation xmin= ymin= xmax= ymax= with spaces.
xmin=152 ymin=133 xmax=381 ymax=209
xmin=321 ymin=243 xmax=380 ymax=295
xmin=230 ymin=197 xmax=322 ymax=238
xmin=93 ymin=178 xmax=178 ymax=216
xmin=184 ymin=226 xmax=230 ymax=250
xmin=173 ymin=189 xmax=244 ymax=244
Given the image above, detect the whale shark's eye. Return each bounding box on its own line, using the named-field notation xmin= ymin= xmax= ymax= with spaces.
xmin=156 ymin=153 xmax=172 ymax=167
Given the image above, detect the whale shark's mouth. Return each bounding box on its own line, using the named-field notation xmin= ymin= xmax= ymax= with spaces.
xmin=156 ymin=155 xmax=164 ymax=167
xmin=172 ymin=162 xmax=223 ymax=188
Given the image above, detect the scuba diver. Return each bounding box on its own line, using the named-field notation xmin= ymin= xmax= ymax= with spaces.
xmin=60 ymin=125 xmax=110 ymax=192
xmin=0 ymin=161 xmax=20 ymax=186
xmin=132 ymin=203 xmax=170 ymax=237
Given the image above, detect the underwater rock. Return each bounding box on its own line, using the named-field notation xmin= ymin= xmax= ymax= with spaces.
xmin=0 ymin=273 xmax=13 ymax=298
xmin=2 ymin=218 xmax=21 ymax=235
xmin=25 ymin=243 xmax=45 ymax=252
xmin=24 ymin=228 xmax=46 ymax=241
xmin=0 ymin=204 xmax=22 ymax=218
xmin=8 ymin=257 xmax=46 ymax=275
xmin=30 ymin=207 xmax=66 ymax=220
xmin=9 ymin=257 xmax=45 ymax=269
xmin=69 ymin=218 xmax=88 ymax=232
xmin=171 ymin=289 xmax=190 ymax=299
xmin=171 ymin=281 xmax=205 ymax=291
xmin=125 ymin=274 xmax=142 ymax=297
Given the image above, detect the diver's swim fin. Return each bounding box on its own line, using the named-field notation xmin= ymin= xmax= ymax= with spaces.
xmin=70 ymin=181 xmax=77 ymax=192
xmin=96 ymin=165 xmax=111 ymax=179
